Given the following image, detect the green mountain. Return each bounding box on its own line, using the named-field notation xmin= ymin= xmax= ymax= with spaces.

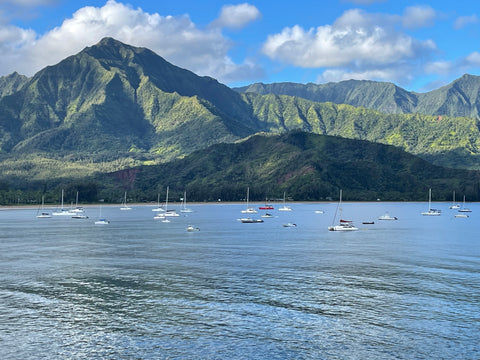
xmin=235 ymin=74 xmax=480 ymax=118
xmin=100 ymin=131 xmax=480 ymax=202
xmin=0 ymin=37 xmax=256 ymax=159
xmin=1 ymin=36 xmax=480 ymax=194
xmin=0 ymin=72 xmax=28 ymax=98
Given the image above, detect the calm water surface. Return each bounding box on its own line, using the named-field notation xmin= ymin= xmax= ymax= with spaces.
xmin=0 ymin=202 xmax=479 ymax=359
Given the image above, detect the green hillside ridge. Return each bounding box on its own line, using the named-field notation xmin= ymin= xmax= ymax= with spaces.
xmin=98 ymin=131 xmax=480 ymax=203
xmin=1 ymin=37 xmax=480 ymax=196
xmin=235 ymin=74 xmax=480 ymax=119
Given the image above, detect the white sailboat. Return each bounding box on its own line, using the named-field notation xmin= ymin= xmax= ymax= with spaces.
xmin=52 ymin=189 xmax=76 ymax=216
xmin=163 ymin=186 xmax=179 ymax=217
xmin=449 ymin=191 xmax=460 ymax=209
xmin=328 ymin=190 xmax=358 ymax=231
xmin=36 ymin=195 xmax=51 ymax=218
xmin=421 ymin=188 xmax=441 ymax=216
xmin=241 ymin=187 xmax=257 ymax=213
xmin=180 ymin=191 xmax=193 ymax=213
xmin=120 ymin=192 xmax=132 ymax=210
xmin=71 ymin=191 xmax=85 ymax=213
xmin=94 ymin=205 xmax=109 ymax=224
xmin=278 ymin=191 xmax=292 ymax=211
xmin=152 ymin=193 xmax=165 ymax=212
xmin=458 ymin=195 xmax=472 ymax=213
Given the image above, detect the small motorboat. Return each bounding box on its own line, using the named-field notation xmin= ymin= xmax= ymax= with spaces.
xmin=261 ymin=212 xmax=273 ymax=218
xmin=72 ymin=214 xmax=89 ymax=219
xmin=187 ymin=225 xmax=200 ymax=232
xmin=239 ymin=218 xmax=264 ymax=223
xmin=378 ymin=212 xmax=398 ymax=220
xmin=94 ymin=219 xmax=109 ymax=225
xmin=282 ymin=223 xmax=297 ymax=227
xmin=362 ymin=221 xmax=375 ymax=225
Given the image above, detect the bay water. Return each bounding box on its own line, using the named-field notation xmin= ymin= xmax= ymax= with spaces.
xmin=0 ymin=202 xmax=479 ymax=359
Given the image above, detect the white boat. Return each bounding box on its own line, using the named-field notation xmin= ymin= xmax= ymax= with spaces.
xmin=94 ymin=206 xmax=109 ymax=224
xmin=70 ymin=192 xmax=85 ymax=213
xmin=278 ymin=192 xmax=292 ymax=211
xmin=241 ymin=187 xmax=257 ymax=213
xmin=36 ymin=196 xmax=51 ymax=218
xmin=239 ymin=217 xmax=264 ymax=223
xmin=283 ymin=223 xmax=297 ymax=227
xmin=180 ymin=191 xmax=193 ymax=213
xmin=120 ymin=192 xmax=132 ymax=210
xmin=328 ymin=190 xmax=359 ymax=231
xmin=449 ymin=191 xmax=460 ymax=209
xmin=458 ymin=195 xmax=472 ymax=213
xmin=52 ymin=190 xmax=76 ymax=216
xmin=378 ymin=212 xmax=398 ymax=220
xmin=261 ymin=212 xmax=273 ymax=218
xmin=314 ymin=210 xmax=324 ymax=214
xmin=455 ymin=214 xmax=469 ymax=218
xmin=72 ymin=214 xmax=89 ymax=219
xmin=187 ymin=225 xmax=200 ymax=232
xmin=421 ymin=188 xmax=441 ymax=216
xmin=152 ymin=193 xmax=165 ymax=212
xmin=163 ymin=186 xmax=179 ymax=217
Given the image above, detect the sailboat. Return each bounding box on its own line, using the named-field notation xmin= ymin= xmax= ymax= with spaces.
xmin=241 ymin=187 xmax=257 ymax=213
xmin=449 ymin=191 xmax=460 ymax=209
xmin=152 ymin=193 xmax=165 ymax=212
xmin=163 ymin=186 xmax=179 ymax=217
xmin=328 ymin=190 xmax=358 ymax=231
xmin=458 ymin=195 xmax=472 ymax=213
xmin=421 ymin=188 xmax=441 ymax=216
xmin=52 ymin=189 xmax=76 ymax=216
xmin=36 ymin=195 xmax=52 ymax=218
xmin=71 ymin=191 xmax=85 ymax=213
xmin=278 ymin=192 xmax=292 ymax=211
xmin=180 ymin=191 xmax=193 ymax=213
xmin=120 ymin=192 xmax=132 ymax=210
xmin=94 ymin=205 xmax=109 ymax=224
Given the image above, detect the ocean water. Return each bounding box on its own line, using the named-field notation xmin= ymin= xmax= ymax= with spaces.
xmin=0 ymin=202 xmax=479 ymax=359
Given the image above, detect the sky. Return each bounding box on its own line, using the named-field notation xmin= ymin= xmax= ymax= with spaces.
xmin=1 ymin=0 xmax=480 ymax=92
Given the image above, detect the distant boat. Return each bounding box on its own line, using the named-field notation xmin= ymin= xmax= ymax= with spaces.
xmin=52 ymin=189 xmax=76 ymax=216
xmin=152 ymin=193 xmax=165 ymax=212
xmin=421 ymin=188 xmax=441 ymax=216
xmin=72 ymin=214 xmax=89 ymax=219
xmin=455 ymin=214 xmax=469 ymax=218
xmin=449 ymin=191 xmax=460 ymax=209
xmin=328 ymin=190 xmax=359 ymax=231
xmin=187 ymin=225 xmax=200 ymax=232
xmin=314 ymin=210 xmax=324 ymax=214
xmin=278 ymin=192 xmax=292 ymax=211
xmin=36 ymin=196 xmax=51 ymax=218
xmin=120 ymin=192 xmax=132 ymax=210
xmin=163 ymin=186 xmax=179 ymax=217
xmin=94 ymin=206 xmax=109 ymax=225
xmin=241 ymin=187 xmax=257 ymax=214
xmin=458 ymin=195 xmax=472 ymax=213
xmin=239 ymin=217 xmax=264 ymax=223
xmin=261 ymin=212 xmax=273 ymax=218
xmin=283 ymin=223 xmax=297 ymax=227
xmin=378 ymin=212 xmax=398 ymax=220
xmin=259 ymin=197 xmax=274 ymax=210
xmin=71 ymin=191 xmax=85 ymax=213
xmin=180 ymin=191 xmax=193 ymax=213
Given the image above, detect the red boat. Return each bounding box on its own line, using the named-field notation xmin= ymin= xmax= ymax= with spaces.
xmin=259 ymin=205 xmax=274 ymax=210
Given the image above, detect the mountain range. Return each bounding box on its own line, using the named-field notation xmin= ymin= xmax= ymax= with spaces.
xmin=235 ymin=74 xmax=480 ymax=118
xmin=1 ymin=37 xmax=480 ymax=200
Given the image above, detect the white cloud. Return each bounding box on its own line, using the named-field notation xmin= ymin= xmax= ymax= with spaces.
xmin=262 ymin=9 xmax=436 ymax=70
xmin=454 ymin=14 xmax=479 ymax=30
xmin=402 ymin=5 xmax=436 ymax=29
xmin=212 ymin=3 xmax=261 ymax=30
xmin=0 ymin=0 xmax=263 ymax=84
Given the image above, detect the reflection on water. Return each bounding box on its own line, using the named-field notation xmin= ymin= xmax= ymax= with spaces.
xmin=0 ymin=203 xmax=479 ymax=359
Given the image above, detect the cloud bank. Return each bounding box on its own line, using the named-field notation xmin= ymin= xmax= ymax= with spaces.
xmin=0 ymin=0 xmax=263 ymax=83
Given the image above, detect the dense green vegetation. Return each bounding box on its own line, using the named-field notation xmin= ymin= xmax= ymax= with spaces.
xmin=236 ymin=74 xmax=480 ymax=118
xmin=1 ymin=38 xmax=480 ymax=205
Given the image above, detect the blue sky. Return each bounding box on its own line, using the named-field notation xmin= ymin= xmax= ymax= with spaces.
xmin=1 ymin=0 xmax=480 ymax=92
